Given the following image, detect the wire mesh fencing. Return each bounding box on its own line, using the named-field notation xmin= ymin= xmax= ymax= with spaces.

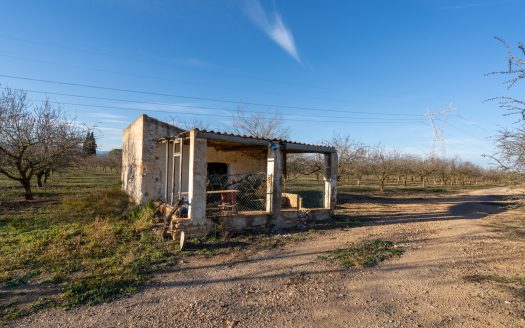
xmin=206 ymin=172 xmax=267 ymax=217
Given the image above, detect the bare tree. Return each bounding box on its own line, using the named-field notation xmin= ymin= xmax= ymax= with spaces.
xmin=285 ymin=153 xmax=323 ymax=182
xmin=327 ymin=134 xmax=367 ymax=184
xmin=105 ymin=149 xmax=122 ymax=173
xmin=169 ymin=117 xmax=211 ymax=131
xmin=397 ymin=154 xmax=417 ymax=187
xmin=231 ymin=106 xmax=289 ymax=139
xmin=413 ymin=156 xmax=437 ymax=187
xmin=486 ymin=38 xmax=525 ymax=171
xmin=0 ymin=88 xmax=83 ymax=200
xmin=367 ymin=147 xmax=400 ymax=192
xmin=433 ymin=157 xmax=458 ymax=186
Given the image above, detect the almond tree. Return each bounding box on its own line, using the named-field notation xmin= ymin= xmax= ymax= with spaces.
xmin=367 ymin=147 xmax=400 ymax=192
xmin=232 ymin=106 xmax=288 ymax=139
xmin=487 ymin=39 xmax=525 ymax=171
xmin=0 ymin=88 xmax=83 ymax=200
xmin=325 ymin=134 xmax=367 ymax=184
xmin=414 ymin=156 xmax=437 ymax=187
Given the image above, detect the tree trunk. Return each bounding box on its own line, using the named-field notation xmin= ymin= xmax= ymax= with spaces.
xmin=21 ymin=179 xmax=33 ymax=200
xmin=37 ymin=172 xmax=45 ymax=187
xmin=380 ymin=180 xmax=385 ymax=192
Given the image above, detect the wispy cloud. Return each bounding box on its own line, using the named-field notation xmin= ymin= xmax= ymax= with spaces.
xmin=244 ymin=0 xmax=301 ymax=63
xmin=441 ymin=0 xmax=511 ymax=10
xmin=86 ymin=112 xmax=129 ymax=124
xmin=120 ymin=102 xmax=215 ymax=115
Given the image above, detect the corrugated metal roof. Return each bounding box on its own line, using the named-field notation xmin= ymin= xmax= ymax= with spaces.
xmin=196 ymin=129 xmax=334 ymax=149
xmin=159 ymin=128 xmax=336 ymax=152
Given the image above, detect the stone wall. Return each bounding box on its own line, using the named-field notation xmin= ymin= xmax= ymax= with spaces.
xmin=167 ymin=208 xmax=331 ymax=238
xmin=217 ymin=209 xmax=331 ymax=235
xmin=122 ymin=114 xmax=183 ymax=204
xmin=122 ymin=116 xmax=144 ymax=204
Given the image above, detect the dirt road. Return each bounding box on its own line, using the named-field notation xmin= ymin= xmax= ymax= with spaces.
xmin=10 ymin=187 xmax=525 ymax=327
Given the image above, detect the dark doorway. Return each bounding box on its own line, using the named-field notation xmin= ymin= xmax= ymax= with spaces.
xmin=207 ymin=162 xmax=228 ymax=190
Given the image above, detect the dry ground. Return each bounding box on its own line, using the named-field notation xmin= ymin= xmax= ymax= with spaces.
xmin=8 ymin=186 xmax=525 ymax=327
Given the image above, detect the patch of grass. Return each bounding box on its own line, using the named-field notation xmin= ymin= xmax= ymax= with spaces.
xmin=30 ymin=298 xmax=57 ymax=311
xmin=321 ymin=239 xmax=404 ymax=268
xmin=1 ymin=308 xmax=31 ymax=322
xmin=194 ymin=248 xmax=214 ymax=256
xmin=0 ymin=169 xmax=180 ymax=323
xmin=3 ymin=276 xmax=28 ymax=288
xmin=62 ymin=274 xmax=142 ymax=308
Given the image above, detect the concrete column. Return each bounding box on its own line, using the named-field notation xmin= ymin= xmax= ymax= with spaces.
xmin=324 ymin=152 xmax=338 ymax=210
xmin=188 ymin=130 xmax=208 ymax=224
xmin=266 ymin=143 xmax=283 ymax=219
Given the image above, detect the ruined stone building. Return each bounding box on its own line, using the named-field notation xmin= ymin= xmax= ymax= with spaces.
xmin=122 ymin=114 xmax=338 ymax=238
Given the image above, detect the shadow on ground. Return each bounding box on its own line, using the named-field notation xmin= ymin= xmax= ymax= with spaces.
xmin=330 ymin=193 xmax=517 ymax=228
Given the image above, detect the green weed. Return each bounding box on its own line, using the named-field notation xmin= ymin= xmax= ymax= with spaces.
xmin=322 ymin=239 xmax=404 ymax=268
xmin=0 ymin=170 xmax=179 ymax=323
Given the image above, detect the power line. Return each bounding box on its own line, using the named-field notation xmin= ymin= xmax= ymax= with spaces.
xmin=454 ymin=113 xmax=492 ymax=134
xmin=0 ymin=53 xmax=326 ymax=101
xmin=0 ymin=33 xmax=331 ymax=91
xmin=0 ymin=73 xmax=425 ymax=117
xmin=33 ymin=99 xmax=429 ymax=126
xmin=15 ymin=88 xmax=425 ymax=122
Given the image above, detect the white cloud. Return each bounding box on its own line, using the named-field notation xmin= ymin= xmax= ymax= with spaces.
xmin=118 ymin=102 xmax=214 ymax=115
xmin=440 ymin=0 xmax=512 ymax=10
xmin=244 ymin=0 xmax=301 ymax=63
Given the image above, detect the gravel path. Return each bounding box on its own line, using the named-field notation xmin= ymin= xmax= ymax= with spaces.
xmin=9 ymin=187 xmax=525 ymax=327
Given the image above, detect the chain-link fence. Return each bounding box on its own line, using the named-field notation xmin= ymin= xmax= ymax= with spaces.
xmin=206 ymin=172 xmax=267 ymax=217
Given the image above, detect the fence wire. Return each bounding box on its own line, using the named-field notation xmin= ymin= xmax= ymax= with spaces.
xmin=206 ymin=172 xmax=267 ymax=217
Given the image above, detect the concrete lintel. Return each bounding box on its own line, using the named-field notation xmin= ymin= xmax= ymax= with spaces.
xmin=284 ymin=143 xmax=336 ymax=154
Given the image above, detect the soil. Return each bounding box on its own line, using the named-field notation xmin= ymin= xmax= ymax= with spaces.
xmin=8 ymin=187 xmax=525 ymax=327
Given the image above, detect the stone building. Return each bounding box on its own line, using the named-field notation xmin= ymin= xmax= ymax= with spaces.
xmin=122 ymin=114 xmax=338 ymax=237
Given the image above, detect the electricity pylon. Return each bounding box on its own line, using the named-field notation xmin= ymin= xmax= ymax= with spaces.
xmin=426 ymin=104 xmax=453 ymax=158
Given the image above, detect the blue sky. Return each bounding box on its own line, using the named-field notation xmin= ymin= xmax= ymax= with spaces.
xmin=0 ymin=0 xmax=524 ymax=165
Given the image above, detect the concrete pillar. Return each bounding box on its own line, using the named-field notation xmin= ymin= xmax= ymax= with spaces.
xmin=266 ymin=143 xmax=283 ymax=220
xmin=324 ymin=152 xmax=338 ymax=210
xmin=188 ymin=130 xmax=208 ymax=224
